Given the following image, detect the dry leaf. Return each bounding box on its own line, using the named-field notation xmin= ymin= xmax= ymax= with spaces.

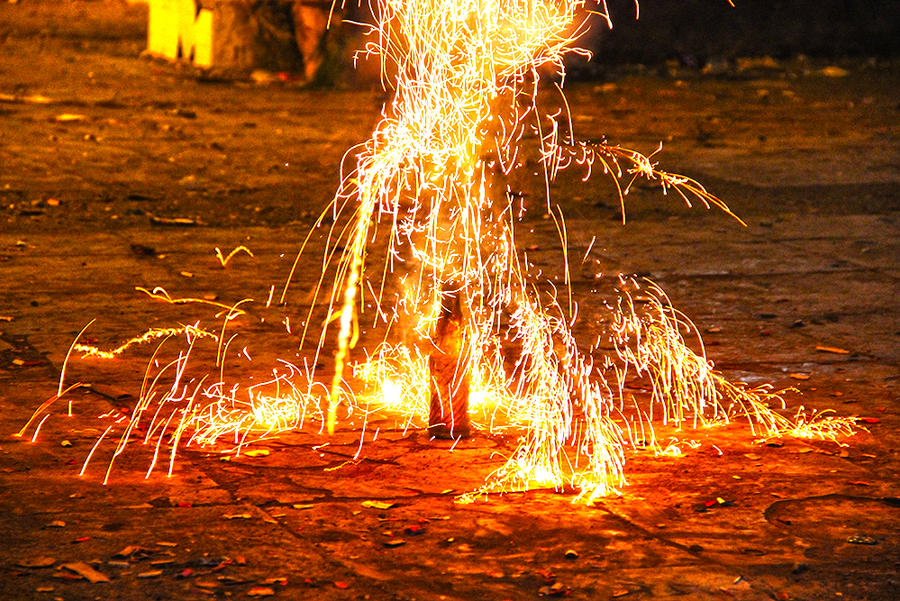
xmin=362 ymin=500 xmax=396 ymax=510
xmin=243 ymin=449 xmax=270 ymax=457
xmin=55 ymin=113 xmax=86 ymax=122
xmin=224 ymin=513 xmax=253 ymax=520
xmin=247 ymin=586 xmax=276 ymax=597
xmin=383 ymin=539 xmax=406 ymax=548
xmin=815 ymin=345 xmax=850 ymax=355
xmin=137 ymin=570 xmax=163 ymax=578
xmin=150 ymin=217 xmax=198 ymax=227
xmin=789 ymin=373 xmax=811 ymax=380
xmin=61 ymin=561 xmax=110 ymax=583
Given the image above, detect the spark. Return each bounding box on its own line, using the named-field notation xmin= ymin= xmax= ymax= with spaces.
xmin=215 ymin=245 xmax=254 ymax=267
xmin=21 ymin=1 xmax=856 ymax=503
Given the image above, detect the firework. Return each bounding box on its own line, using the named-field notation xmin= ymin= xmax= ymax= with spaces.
xmin=21 ymin=1 xmax=855 ymax=502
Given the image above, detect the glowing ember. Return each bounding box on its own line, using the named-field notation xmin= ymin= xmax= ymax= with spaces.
xmin=20 ymin=1 xmax=856 ymax=502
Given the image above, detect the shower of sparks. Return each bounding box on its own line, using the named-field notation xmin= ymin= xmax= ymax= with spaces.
xmin=22 ymin=1 xmax=856 ymax=501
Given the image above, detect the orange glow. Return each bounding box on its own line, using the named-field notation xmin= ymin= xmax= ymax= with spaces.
xmin=24 ymin=1 xmax=855 ymax=501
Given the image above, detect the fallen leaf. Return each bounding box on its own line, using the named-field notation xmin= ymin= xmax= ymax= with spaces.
xmin=789 ymin=373 xmax=810 ymax=380
xmin=60 ymin=561 xmax=110 ymax=583
xmin=47 ymin=520 xmax=66 ymax=528
xmin=538 ymin=582 xmax=570 ymax=597
xmin=247 ymin=587 xmax=275 ymax=597
xmin=334 ymin=581 xmax=349 ymax=589
xmin=243 ymin=449 xmax=270 ymax=457
xmin=151 ymin=217 xmax=198 ymax=227
xmin=847 ymin=535 xmax=877 ymax=545
xmin=137 ymin=570 xmax=163 ymax=578
xmin=743 ymin=453 xmax=762 ymax=461
xmin=55 ymin=113 xmax=86 ymax=122
xmin=857 ymin=417 xmax=880 ymax=424
xmin=362 ymin=500 xmax=396 ymax=510
xmin=195 ymin=580 xmax=219 ymax=589
xmin=156 ymin=541 xmax=178 ymax=547
xmin=60 ymin=440 xmax=73 ymax=447
xmin=815 ymin=345 xmax=850 ymax=355
xmin=262 ymin=577 xmax=288 ymax=586
xmin=383 ymin=539 xmax=406 ymax=548
xmin=72 ymin=536 xmax=91 ymax=543
xmin=291 ymin=504 xmax=314 ymax=510
xmin=223 ymin=513 xmax=253 ymax=520
xmin=16 ymin=557 xmax=56 ymax=569
xmin=35 ymin=586 xmax=54 ymax=592
xmin=404 ymin=525 xmax=425 ymax=535
xmin=53 ymin=571 xmax=84 ymax=581
xmin=180 ymin=271 xmax=193 ymax=278
xmin=847 ymin=481 xmax=870 ymax=486
xmin=113 ymin=545 xmax=146 ymax=558
xmin=564 ymin=549 xmax=579 ymax=559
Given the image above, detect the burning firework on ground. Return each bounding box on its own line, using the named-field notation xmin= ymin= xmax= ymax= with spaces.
xmin=20 ymin=0 xmax=857 ymax=502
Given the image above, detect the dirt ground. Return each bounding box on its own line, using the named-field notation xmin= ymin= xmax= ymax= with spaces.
xmin=1 ymin=2 xmax=899 ymax=601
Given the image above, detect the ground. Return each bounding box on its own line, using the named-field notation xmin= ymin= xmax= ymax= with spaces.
xmin=1 ymin=2 xmax=899 ymax=601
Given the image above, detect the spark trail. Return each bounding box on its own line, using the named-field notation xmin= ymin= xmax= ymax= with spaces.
xmin=22 ymin=1 xmax=857 ymax=501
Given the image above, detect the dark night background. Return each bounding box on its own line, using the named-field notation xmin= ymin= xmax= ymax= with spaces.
xmin=588 ymin=0 xmax=899 ymax=63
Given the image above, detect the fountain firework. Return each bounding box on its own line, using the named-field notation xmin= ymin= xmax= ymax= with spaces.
xmin=20 ymin=0 xmax=856 ymax=502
